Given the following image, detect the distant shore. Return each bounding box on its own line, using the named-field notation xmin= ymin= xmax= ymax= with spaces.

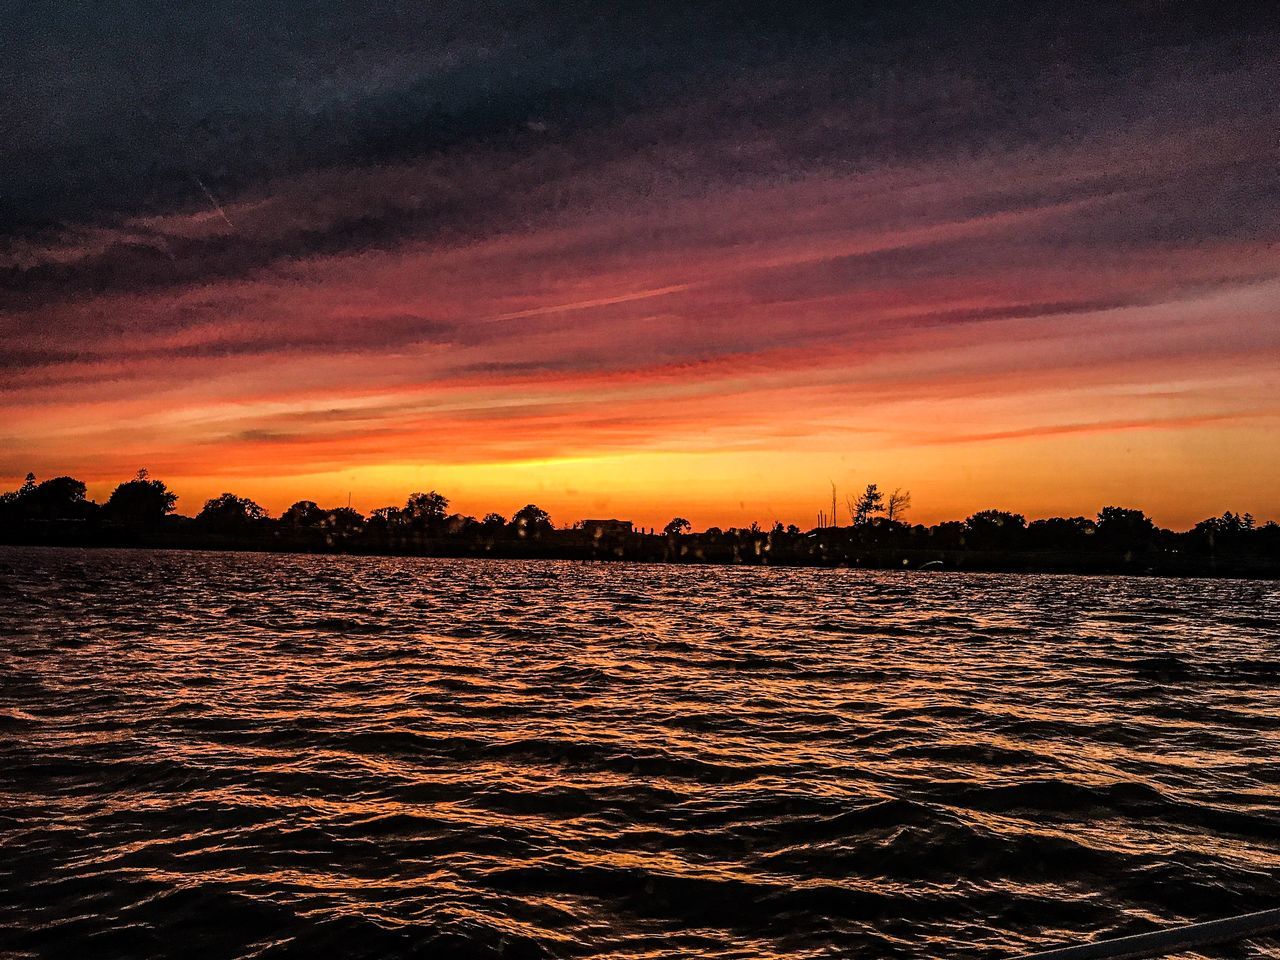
xmin=3 ymin=520 xmax=1277 ymax=580
xmin=4 ymin=473 xmax=1277 ymax=579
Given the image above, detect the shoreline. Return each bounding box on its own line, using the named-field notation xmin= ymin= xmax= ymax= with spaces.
xmin=3 ymin=527 xmax=1277 ymax=581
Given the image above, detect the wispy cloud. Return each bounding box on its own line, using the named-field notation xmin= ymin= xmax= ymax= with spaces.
xmin=3 ymin=14 xmax=1279 ymax=524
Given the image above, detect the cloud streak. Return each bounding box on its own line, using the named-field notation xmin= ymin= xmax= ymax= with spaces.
xmin=3 ymin=6 xmax=1279 ymax=525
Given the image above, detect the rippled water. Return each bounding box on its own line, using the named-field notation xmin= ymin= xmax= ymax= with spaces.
xmin=1 ymin=546 xmax=1278 ymax=959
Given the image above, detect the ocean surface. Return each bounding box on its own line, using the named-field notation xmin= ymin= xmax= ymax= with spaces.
xmin=1 ymin=546 xmax=1277 ymax=960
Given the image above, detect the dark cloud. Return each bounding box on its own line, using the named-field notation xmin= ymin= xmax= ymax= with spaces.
xmin=4 ymin=0 xmax=1279 ymax=527
xmin=4 ymin=0 xmax=1273 ymax=235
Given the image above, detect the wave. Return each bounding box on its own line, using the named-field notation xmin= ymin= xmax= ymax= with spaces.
xmin=2 ymin=546 xmax=1278 ymax=960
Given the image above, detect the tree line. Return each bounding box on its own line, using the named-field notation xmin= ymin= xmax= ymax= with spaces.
xmin=0 ymin=471 xmax=555 ymax=539
xmin=1 ymin=470 xmax=1276 ymax=576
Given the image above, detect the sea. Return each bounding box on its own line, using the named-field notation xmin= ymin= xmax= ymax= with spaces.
xmin=1 ymin=546 xmax=1277 ymax=959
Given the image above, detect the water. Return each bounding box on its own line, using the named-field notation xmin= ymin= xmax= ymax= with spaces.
xmin=1 ymin=546 xmax=1277 ymax=960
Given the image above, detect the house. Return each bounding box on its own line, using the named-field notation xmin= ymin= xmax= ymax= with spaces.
xmin=580 ymin=519 xmax=633 ymax=539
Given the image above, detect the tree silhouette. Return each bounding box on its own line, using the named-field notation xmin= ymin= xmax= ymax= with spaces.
xmin=0 ymin=474 xmax=35 ymax=516
xmin=4 ymin=462 xmax=1279 ymax=576
xmin=14 ymin=476 xmax=95 ymax=521
xmin=367 ymin=506 xmax=404 ymax=529
xmin=663 ymin=517 xmax=691 ymax=536
xmin=1190 ymin=511 xmax=1256 ymax=551
xmin=853 ymin=483 xmax=885 ymax=525
xmin=964 ymin=510 xmax=1027 ymax=548
xmin=929 ymin=520 xmax=967 ymax=548
xmin=1095 ymin=506 xmax=1155 ymax=547
xmin=197 ymin=493 xmax=267 ymax=527
xmin=324 ymin=507 xmax=366 ymax=537
xmin=886 ymin=488 xmax=912 ymax=523
xmin=1027 ymin=515 xmax=1095 ymax=549
xmin=281 ymin=500 xmax=325 ymax=526
xmin=403 ymin=491 xmax=450 ymax=529
xmin=443 ymin=513 xmax=478 ymax=535
xmin=105 ymin=470 xmax=178 ymax=523
xmin=512 ymin=503 xmax=552 ymax=537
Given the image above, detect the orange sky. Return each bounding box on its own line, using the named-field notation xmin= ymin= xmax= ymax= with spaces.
xmin=4 ymin=47 xmax=1279 ymax=531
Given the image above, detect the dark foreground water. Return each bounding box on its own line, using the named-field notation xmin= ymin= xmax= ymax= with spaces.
xmin=1 ymin=547 xmax=1277 ymax=960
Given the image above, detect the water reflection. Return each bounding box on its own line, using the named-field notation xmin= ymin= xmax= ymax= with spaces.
xmin=1 ymin=547 xmax=1278 ymax=959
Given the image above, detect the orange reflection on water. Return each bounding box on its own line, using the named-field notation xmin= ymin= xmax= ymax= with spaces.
xmin=3 ymin=549 xmax=1279 ymax=957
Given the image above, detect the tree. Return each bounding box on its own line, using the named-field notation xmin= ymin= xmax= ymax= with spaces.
xmin=281 ymin=500 xmax=325 ymax=526
xmin=885 ymin=488 xmax=912 ymax=523
xmin=1190 ymin=511 xmax=1253 ymax=550
xmin=852 ymin=483 xmax=885 ymax=525
xmin=663 ymin=517 xmax=691 ymax=537
xmin=964 ymin=510 xmax=1027 ymax=548
xmin=443 ymin=513 xmax=478 ymax=535
xmin=403 ymin=490 xmax=450 ymax=529
xmin=512 ymin=504 xmax=552 ymax=537
xmin=197 ymin=493 xmax=267 ymax=527
xmin=104 ymin=469 xmax=178 ymax=523
xmin=22 ymin=476 xmax=94 ymax=520
xmin=928 ymin=520 xmax=967 ymax=548
xmin=364 ymin=506 xmax=405 ymax=538
xmin=1027 ymin=516 xmax=1096 ymax=549
xmin=481 ymin=512 xmax=507 ymax=530
xmin=2 ymin=474 xmax=44 ymax=519
xmin=0 ymin=475 xmax=31 ymax=520
xmin=324 ymin=507 xmax=366 ymax=536
xmin=1095 ymin=506 xmax=1156 ymax=547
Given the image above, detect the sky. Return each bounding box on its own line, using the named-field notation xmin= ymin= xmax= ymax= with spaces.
xmin=3 ymin=1 xmax=1278 ymax=530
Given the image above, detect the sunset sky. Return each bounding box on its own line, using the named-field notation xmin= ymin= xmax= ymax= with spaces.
xmin=4 ymin=2 xmax=1278 ymax=529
